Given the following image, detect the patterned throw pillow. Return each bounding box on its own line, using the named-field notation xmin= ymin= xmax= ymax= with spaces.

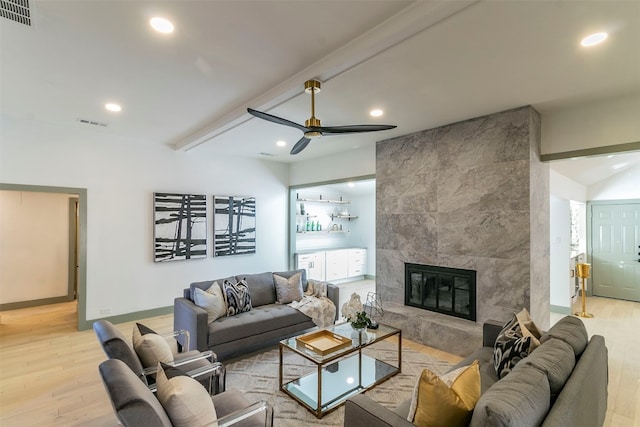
xmin=222 ymin=279 xmax=252 ymax=316
xmin=493 ymin=308 xmax=542 ymax=379
xmin=273 ymin=272 xmax=304 ymax=304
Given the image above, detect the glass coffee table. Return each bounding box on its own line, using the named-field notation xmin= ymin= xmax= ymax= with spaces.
xmin=279 ymin=323 xmax=401 ymax=418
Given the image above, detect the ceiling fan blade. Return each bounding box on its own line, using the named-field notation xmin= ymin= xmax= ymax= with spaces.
xmin=247 ymin=108 xmax=308 ymax=132
xmin=290 ymin=137 xmax=311 ymax=155
xmin=317 ymin=124 xmax=397 ymax=134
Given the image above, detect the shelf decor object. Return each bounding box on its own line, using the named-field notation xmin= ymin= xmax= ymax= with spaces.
xmin=213 ymin=195 xmax=256 ymax=257
xmin=154 ymin=193 xmax=207 ymax=262
xmin=574 ymin=263 xmax=593 ymax=318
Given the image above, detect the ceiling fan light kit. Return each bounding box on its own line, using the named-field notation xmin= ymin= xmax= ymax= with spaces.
xmin=247 ymin=79 xmax=396 ymax=155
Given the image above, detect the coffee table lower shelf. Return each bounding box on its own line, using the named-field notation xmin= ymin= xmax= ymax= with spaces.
xmin=280 ymin=353 xmax=399 ymax=418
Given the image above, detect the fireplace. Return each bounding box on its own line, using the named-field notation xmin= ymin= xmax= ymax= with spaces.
xmin=405 ymin=263 xmax=476 ymax=321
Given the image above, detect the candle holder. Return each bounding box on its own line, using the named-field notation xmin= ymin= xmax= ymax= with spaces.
xmin=574 ymin=263 xmax=593 ymax=318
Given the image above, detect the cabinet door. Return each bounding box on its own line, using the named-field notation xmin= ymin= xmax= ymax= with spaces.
xmin=325 ymin=249 xmax=349 ymax=281
xmin=348 ymin=249 xmax=367 ymax=277
xmin=296 ymin=252 xmax=325 ymax=281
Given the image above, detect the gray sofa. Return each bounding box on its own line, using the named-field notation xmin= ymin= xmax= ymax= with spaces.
xmin=344 ymin=315 xmax=608 ymax=427
xmin=174 ymin=269 xmax=340 ymax=361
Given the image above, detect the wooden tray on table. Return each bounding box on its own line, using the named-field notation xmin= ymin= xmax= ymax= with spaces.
xmin=295 ymin=329 xmax=352 ymax=355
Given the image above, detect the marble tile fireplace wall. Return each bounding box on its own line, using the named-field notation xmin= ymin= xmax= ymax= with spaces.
xmin=375 ymin=106 xmax=550 ymax=356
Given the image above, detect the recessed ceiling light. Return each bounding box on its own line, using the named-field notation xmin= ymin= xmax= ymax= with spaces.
xmin=370 ymin=109 xmax=383 ymax=117
xmin=105 ymin=103 xmax=122 ymax=112
xmin=150 ymin=17 xmax=174 ymax=34
xmin=580 ymin=32 xmax=608 ymax=47
xmin=348 ymin=182 xmax=355 ymax=188
xmin=276 ymin=140 xmax=286 ymax=147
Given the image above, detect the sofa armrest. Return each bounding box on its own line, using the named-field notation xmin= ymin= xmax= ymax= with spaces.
xmin=326 ymin=283 xmax=340 ymax=321
xmin=344 ymin=394 xmax=414 ymax=427
xmin=174 ymin=297 xmax=208 ymax=352
xmin=483 ymin=319 xmax=505 ymax=347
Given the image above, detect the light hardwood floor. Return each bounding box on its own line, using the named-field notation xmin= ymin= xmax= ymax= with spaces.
xmin=0 ymin=296 xmax=637 ymax=426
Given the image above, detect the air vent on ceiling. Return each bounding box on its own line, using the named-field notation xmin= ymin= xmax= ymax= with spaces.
xmin=259 ymin=152 xmax=275 ymax=157
xmin=1 ymin=0 xmax=32 ymax=26
xmin=77 ymin=118 xmax=108 ymax=127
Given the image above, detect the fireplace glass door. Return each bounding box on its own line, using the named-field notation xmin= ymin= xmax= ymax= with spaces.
xmin=405 ymin=264 xmax=476 ymax=321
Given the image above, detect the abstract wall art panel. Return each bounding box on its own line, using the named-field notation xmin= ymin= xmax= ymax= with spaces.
xmin=154 ymin=193 xmax=207 ymax=262
xmin=213 ymin=196 xmax=256 ymax=257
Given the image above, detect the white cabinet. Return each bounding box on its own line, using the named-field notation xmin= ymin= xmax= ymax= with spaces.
xmin=348 ymin=248 xmax=366 ymax=277
xmin=296 ymin=252 xmax=325 ymax=281
xmin=296 ymin=248 xmax=367 ymax=282
xmin=325 ymin=249 xmax=349 ymax=281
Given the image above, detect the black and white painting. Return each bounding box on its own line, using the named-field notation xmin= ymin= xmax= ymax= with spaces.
xmin=213 ymin=196 xmax=256 ymax=257
xmin=154 ymin=193 xmax=207 ymax=262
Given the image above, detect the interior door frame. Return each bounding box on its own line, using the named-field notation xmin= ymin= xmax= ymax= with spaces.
xmin=0 ymin=183 xmax=87 ymax=330
xmin=586 ymin=198 xmax=640 ymax=297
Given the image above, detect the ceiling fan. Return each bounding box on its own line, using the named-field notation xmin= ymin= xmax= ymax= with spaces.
xmin=247 ymin=79 xmax=397 ymax=155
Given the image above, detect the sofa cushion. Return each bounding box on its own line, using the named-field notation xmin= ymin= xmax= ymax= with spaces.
xmin=470 ymin=363 xmax=550 ymax=427
xmin=207 ymin=304 xmax=311 ymax=345
xmin=540 ymin=315 xmax=588 ymax=356
xmin=493 ymin=309 xmax=541 ymax=379
xmin=236 ymin=272 xmax=276 ymax=306
xmin=156 ymin=363 xmax=218 ymax=427
xmin=521 ymin=337 xmax=575 ymax=401
xmin=409 ymin=361 xmax=480 ymax=427
xmin=223 ymin=279 xmax=252 ymax=316
xmin=274 ymin=272 xmax=304 ymax=304
xmin=193 ymin=283 xmax=227 ymax=323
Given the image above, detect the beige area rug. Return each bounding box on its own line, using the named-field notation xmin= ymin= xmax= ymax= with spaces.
xmin=225 ymin=341 xmax=452 ymax=426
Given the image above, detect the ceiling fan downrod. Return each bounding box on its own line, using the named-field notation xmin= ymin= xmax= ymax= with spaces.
xmin=304 ymin=80 xmax=322 ymax=134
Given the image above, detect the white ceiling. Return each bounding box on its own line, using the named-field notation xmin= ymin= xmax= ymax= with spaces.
xmin=1 ymin=1 xmax=639 ymax=185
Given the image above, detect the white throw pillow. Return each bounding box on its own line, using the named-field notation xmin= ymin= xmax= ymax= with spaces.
xmin=156 ymin=363 xmax=218 ymax=427
xmin=193 ymin=283 xmax=227 ymax=323
xmin=132 ymin=323 xmax=174 ymax=368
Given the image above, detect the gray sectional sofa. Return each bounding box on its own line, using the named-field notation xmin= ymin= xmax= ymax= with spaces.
xmin=174 ymin=269 xmax=339 ymax=361
xmin=344 ymin=315 xmax=608 ymax=427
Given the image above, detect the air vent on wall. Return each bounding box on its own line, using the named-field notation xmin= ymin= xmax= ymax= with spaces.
xmin=77 ymin=118 xmax=108 ymax=127
xmin=1 ymin=0 xmax=32 ymax=26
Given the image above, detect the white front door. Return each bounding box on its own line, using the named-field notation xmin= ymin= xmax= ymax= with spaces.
xmin=590 ymin=202 xmax=640 ymax=302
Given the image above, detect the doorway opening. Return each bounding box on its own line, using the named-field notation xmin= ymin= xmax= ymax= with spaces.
xmin=0 ymin=184 xmax=87 ymax=330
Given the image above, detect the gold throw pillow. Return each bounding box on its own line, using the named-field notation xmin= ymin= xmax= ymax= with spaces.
xmin=412 ymin=360 xmax=480 ymax=427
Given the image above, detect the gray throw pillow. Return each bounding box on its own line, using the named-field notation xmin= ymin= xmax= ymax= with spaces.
xmin=274 ymin=272 xmax=304 ymax=304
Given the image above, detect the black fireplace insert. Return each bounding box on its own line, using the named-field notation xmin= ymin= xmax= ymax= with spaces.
xmin=405 ymin=263 xmax=476 ymax=321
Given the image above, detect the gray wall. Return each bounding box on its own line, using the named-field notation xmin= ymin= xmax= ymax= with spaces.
xmin=376 ymin=106 xmax=550 ymax=329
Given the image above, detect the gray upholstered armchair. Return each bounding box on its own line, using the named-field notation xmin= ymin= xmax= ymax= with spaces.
xmin=99 ymin=358 xmax=273 ymax=427
xmin=93 ymin=319 xmax=225 ymax=394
